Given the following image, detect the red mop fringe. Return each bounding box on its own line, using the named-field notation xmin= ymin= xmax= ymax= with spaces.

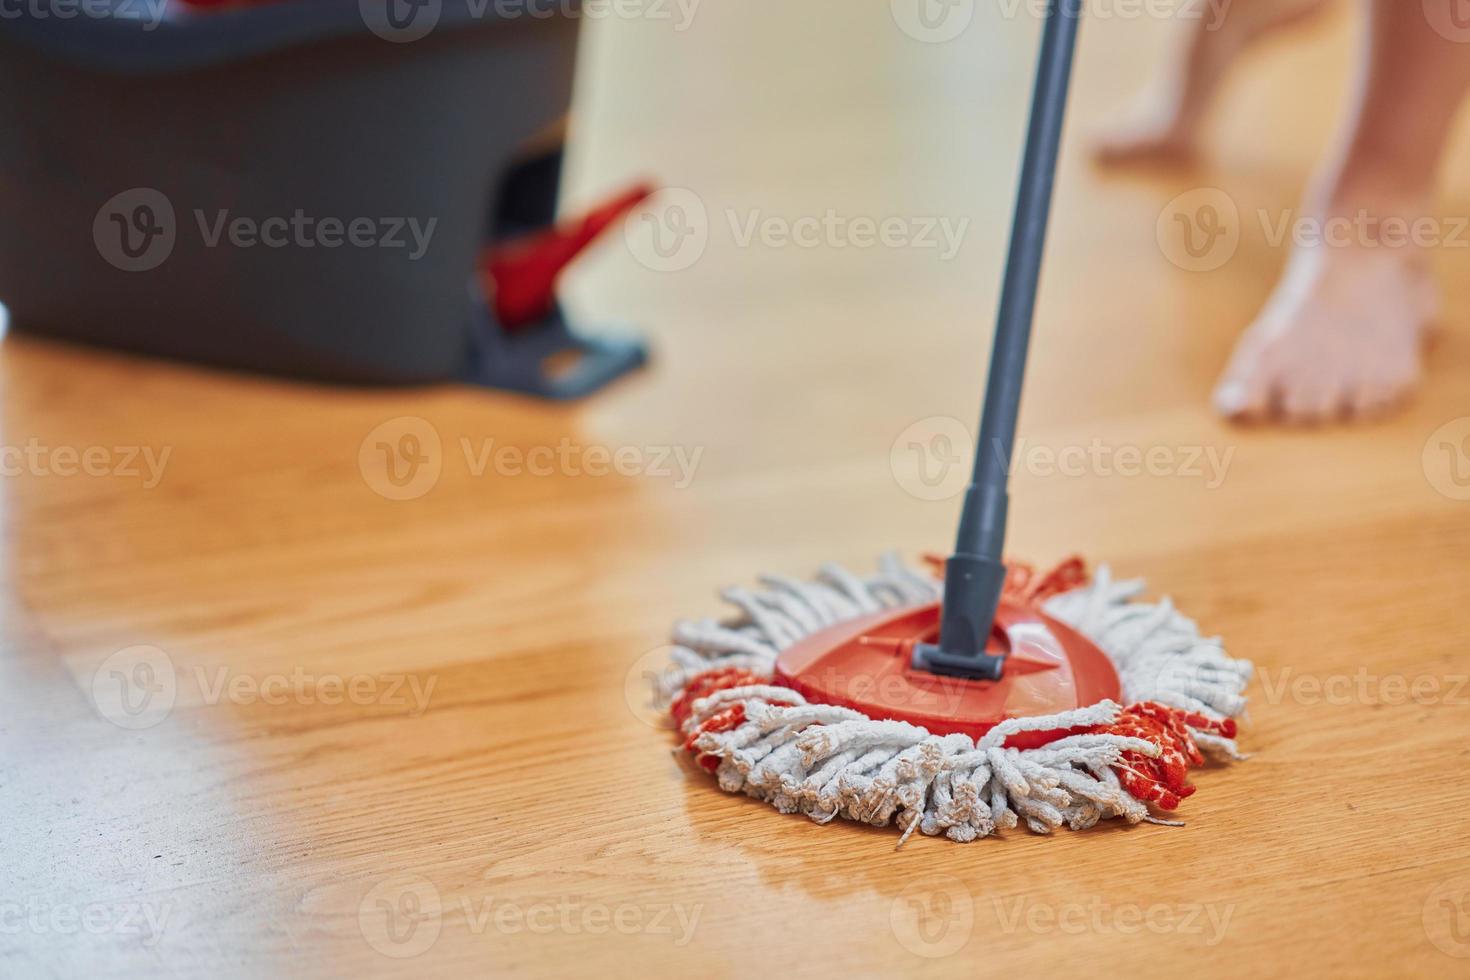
xmin=1103 ymin=702 xmax=1235 ymax=810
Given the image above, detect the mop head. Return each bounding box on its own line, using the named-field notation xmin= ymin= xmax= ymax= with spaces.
xmin=659 ymin=556 xmax=1251 ymax=845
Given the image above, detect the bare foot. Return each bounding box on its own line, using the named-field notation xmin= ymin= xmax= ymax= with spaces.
xmin=1092 ymin=93 xmax=1200 ymax=166
xmin=1212 ymin=244 xmax=1437 ymax=423
xmin=1093 ymin=0 xmax=1333 ymax=168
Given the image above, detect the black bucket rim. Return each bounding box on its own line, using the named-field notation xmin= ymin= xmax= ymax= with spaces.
xmin=0 ymin=0 xmax=582 ymax=74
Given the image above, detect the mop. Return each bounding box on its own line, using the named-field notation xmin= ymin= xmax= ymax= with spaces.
xmin=656 ymin=0 xmax=1252 ymax=844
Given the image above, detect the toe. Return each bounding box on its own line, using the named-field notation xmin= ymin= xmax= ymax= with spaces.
xmin=1280 ymin=381 xmax=1340 ymax=425
xmin=1345 ymin=382 xmax=1397 ymax=420
xmin=1344 ymin=361 xmax=1419 ymax=419
xmin=1213 ymin=377 xmax=1271 ymax=422
xmin=1092 ymin=134 xmax=1147 ymax=166
xmin=1091 ymin=123 xmax=1192 ymax=166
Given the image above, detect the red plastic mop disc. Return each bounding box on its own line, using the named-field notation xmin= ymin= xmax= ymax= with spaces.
xmin=774 ymin=596 xmax=1121 ymax=749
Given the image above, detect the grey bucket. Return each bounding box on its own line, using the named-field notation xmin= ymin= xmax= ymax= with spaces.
xmin=0 ymin=0 xmax=647 ymax=397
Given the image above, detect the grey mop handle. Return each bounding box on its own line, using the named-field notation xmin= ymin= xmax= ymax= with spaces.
xmin=920 ymin=0 xmax=1082 ymax=679
xmin=967 ymin=0 xmax=1081 ymax=543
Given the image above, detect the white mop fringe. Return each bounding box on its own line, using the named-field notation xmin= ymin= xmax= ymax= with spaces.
xmin=661 ymin=555 xmax=1252 ymax=845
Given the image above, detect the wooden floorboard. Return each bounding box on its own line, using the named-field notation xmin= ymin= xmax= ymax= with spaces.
xmin=5 ymin=5 xmax=1470 ymax=977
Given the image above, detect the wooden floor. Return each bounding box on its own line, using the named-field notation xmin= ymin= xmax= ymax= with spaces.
xmin=7 ymin=5 xmax=1470 ymax=978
